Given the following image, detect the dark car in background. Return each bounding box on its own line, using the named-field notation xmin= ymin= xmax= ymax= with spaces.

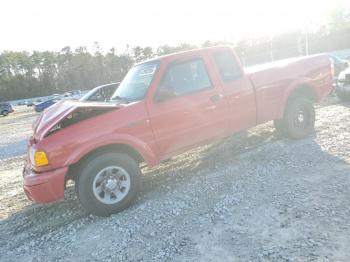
xmin=80 ymin=83 xmax=119 ymax=102
xmin=0 ymin=102 xmax=14 ymax=116
xmin=34 ymin=99 xmax=59 ymax=112
xmin=26 ymin=101 xmax=35 ymax=107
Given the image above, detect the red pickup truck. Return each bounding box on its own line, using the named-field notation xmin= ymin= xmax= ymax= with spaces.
xmin=23 ymin=46 xmax=333 ymax=216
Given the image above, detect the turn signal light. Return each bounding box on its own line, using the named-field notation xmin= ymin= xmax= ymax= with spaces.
xmin=34 ymin=151 xmax=49 ymax=166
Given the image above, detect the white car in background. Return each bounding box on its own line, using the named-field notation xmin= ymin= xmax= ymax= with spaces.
xmin=80 ymin=83 xmax=119 ymax=102
xmin=336 ymin=67 xmax=350 ymax=101
xmin=62 ymin=90 xmax=82 ymax=100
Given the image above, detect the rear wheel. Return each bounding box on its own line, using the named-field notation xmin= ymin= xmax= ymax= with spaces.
xmin=76 ymin=152 xmax=141 ymax=216
xmin=1 ymin=110 xmax=9 ymax=116
xmin=276 ymin=97 xmax=315 ymax=139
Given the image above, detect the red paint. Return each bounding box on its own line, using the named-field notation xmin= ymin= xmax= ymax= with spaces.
xmin=23 ymin=163 xmax=67 ymax=203
xmin=23 ymin=46 xmax=333 ymax=204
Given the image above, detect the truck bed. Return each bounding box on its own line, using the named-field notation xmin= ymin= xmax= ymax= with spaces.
xmin=245 ymin=54 xmax=333 ymax=124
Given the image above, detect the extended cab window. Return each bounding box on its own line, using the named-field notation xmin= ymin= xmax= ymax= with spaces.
xmin=213 ymin=51 xmax=242 ymax=81
xmin=156 ymin=58 xmax=211 ymax=101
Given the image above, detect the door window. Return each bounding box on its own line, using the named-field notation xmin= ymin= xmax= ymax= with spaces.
xmin=156 ymin=58 xmax=212 ymax=101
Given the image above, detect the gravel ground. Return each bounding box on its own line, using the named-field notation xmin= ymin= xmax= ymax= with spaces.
xmin=0 ymin=98 xmax=349 ymax=261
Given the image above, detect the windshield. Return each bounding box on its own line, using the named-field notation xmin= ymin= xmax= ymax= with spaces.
xmin=80 ymin=87 xmax=100 ymax=101
xmin=111 ymin=62 xmax=159 ymax=102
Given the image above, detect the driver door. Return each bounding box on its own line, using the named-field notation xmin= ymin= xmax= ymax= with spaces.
xmin=147 ymin=56 xmax=228 ymax=158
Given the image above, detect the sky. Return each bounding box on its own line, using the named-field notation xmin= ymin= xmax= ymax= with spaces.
xmin=0 ymin=0 xmax=349 ymax=53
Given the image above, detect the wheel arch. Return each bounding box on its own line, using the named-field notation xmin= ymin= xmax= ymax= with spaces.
xmin=277 ymin=82 xmax=317 ymax=119
xmin=65 ymin=142 xmax=156 ymax=182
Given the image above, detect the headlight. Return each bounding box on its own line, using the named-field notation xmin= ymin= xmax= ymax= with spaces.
xmin=338 ymin=74 xmax=345 ymax=81
xmin=34 ymin=150 xmax=49 ymax=167
xmin=338 ymin=73 xmax=346 ymax=87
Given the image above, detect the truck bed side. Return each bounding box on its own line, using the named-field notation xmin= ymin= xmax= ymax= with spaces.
xmin=245 ymin=54 xmax=333 ymax=124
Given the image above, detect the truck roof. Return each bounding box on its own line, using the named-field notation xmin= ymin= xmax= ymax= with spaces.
xmin=137 ymin=46 xmax=232 ymax=65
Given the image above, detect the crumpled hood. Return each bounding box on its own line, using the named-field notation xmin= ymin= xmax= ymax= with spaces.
xmin=32 ymin=100 xmax=120 ymax=141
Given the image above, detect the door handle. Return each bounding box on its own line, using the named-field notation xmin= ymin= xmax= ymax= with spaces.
xmin=210 ymin=94 xmax=223 ymax=102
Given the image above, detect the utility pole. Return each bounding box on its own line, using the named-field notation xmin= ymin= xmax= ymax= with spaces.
xmin=305 ymin=24 xmax=309 ymax=56
xmin=305 ymin=30 xmax=309 ymax=56
xmin=241 ymin=50 xmax=246 ymax=67
xmin=270 ymin=38 xmax=274 ymax=62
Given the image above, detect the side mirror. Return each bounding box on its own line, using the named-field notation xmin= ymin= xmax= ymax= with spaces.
xmin=154 ymin=87 xmax=176 ymax=103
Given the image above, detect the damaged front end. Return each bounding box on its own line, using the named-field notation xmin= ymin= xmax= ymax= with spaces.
xmin=24 ymin=100 xmax=122 ymax=204
xmin=33 ymin=100 xmax=120 ymax=141
xmin=46 ymin=107 xmax=115 ymax=137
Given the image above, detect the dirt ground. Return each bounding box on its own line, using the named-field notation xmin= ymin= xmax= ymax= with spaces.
xmin=0 ymin=97 xmax=349 ymax=261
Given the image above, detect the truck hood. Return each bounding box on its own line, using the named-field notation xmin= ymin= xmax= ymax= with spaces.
xmin=32 ymin=100 xmax=120 ymax=141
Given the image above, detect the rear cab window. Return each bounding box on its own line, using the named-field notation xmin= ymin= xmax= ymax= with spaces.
xmin=213 ymin=50 xmax=243 ymax=82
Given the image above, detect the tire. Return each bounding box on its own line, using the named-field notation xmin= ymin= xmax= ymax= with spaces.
xmin=1 ymin=110 xmax=9 ymax=116
xmin=279 ymin=96 xmax=315 ymax=139
xmin=336 ymin=89 xmax=350 ymax=102
xmin=76 ymin=152 xmax=141 ymax=217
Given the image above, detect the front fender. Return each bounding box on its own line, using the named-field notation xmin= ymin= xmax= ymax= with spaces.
xmin=63 ymin=133 xmax=159 ymax=168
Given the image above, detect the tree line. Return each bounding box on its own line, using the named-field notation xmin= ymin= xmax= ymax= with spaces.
xmin=0 ymin=7 xmax=349 ymax=101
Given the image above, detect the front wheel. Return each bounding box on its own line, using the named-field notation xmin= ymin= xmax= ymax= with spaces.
xmin=76 ymin=152 xmax=141 ymax=216
xmin=277 ymin=97 xmax=315 ymax=139
xmin=1 ymin=110 xmax=9 ymax=116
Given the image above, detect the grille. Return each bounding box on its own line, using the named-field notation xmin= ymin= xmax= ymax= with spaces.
xmin=345 ymin=74 xmax=350 ymax=84
xmin=340 ymin=74 xmax=350 ymax=85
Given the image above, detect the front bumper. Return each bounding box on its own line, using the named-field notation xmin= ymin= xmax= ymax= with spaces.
xmin=23 ymin=163 xmax=68 ymax=204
